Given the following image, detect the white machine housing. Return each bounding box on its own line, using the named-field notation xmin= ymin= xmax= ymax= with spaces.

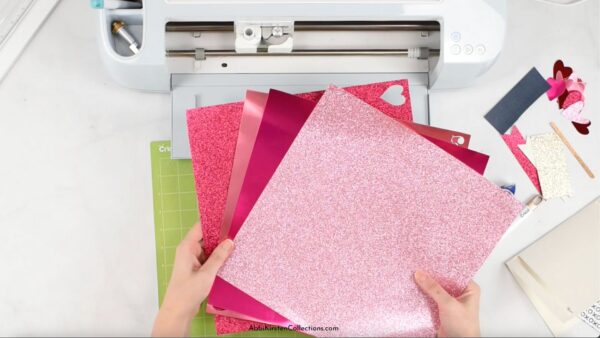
xmin=98 ymin=0 xmax=506 ymax=91
xmin=96 ymin=0 xmax=507 ymax=158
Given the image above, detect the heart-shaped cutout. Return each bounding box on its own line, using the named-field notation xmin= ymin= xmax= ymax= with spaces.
xmin=450 ymin=136 xmax=465 ymax=146
xmin=546 ymin=78 xmax=566 ymax=101
xmin=562 ymin=91 xmax=584 ymax=109
xmin=565 ymin=75 xmax=586 ymax=94
xmin=380 ymin=85 xmax=406 ymax=106
xmin=573 ymin=121 xmax=591 ymax=135
xmin=554 ymin=60 xmax=573 ymax=80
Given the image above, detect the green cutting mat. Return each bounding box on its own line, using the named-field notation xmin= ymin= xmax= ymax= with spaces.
xmin=150 ymin=141 xmax=301 ymax=337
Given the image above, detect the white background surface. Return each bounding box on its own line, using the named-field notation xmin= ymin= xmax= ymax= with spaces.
xmin=0 ymin=0 xmax=598 ymax=336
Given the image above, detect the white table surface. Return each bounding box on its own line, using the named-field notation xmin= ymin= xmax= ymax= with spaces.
xmin=0 ymin=0 xmax=598 ymax=336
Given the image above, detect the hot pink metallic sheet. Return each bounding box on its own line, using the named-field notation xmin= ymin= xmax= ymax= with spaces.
xmin=207 ymin=277 xmax=293 ymax=327
xmin=209 ymin=90 xmax=316 ymax=329
xmin=501 ymin=126 xmax=542 ymax=193
xmin=422 ymin=136 xmax=489 ymax=175
xmin=404 ymin=122 xmax=471 ymax=149
xmin=220 ymin=90 xmax=269 ymax=240
xmin=218 ymin=87 xmax=522 ymax=337
xmin=208 ymin=91 xmax=490 ymax=328
xmin=228 ymin=90 xmax=317 ymax=240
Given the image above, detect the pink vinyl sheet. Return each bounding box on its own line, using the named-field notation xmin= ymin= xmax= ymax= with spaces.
xmin=208 ymin=90 xmax=489 ymax=328
xmin=218 ymin=86 xmax=522 ymax=337
xmin=219 ymin=91 xmax=269 ymax=240
xmin=207 ymin=277 xmax=293 ymax=327
xmin=208 ymin=90 xmax=316 ymax=329
xmin=228 ymin=90 xmax=317 ymax=240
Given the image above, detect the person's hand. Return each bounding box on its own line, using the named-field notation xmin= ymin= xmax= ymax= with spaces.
xmin=152 ymin=223 xmax=234 ymax=337
xmin=414 ymin=270 xmax=481 ymax=338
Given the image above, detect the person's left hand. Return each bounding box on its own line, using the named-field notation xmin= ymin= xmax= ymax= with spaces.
xmin=152 ymin=222 xmax=234 ymax=337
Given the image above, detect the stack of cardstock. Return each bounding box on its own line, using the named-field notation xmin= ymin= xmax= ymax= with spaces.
xmin=216 ymin=87 xmax=521 ymax=336
xmin=188 ymin=80 xmax=418 ymax=334
xmin=507 ymin=197 xmax=600 ymax=336
xmin=208 ymin=89 xmax=490 ymax=332
xmin=188 ymin=83 xmax=520 ymax=334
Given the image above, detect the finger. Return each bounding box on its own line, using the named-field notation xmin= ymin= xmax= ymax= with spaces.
xmin=200 ymin=239 xmax=235 ymax=276
xmin=198 ymin=248 xmax=208 ymax=265
xmin=463 ymin=281 xmax=480 ymax=296
xmin=459 ymin=281 xmax=481 ymax=304
xmin=189 ymin=240 xmax=203 ymax=260
xmin=176 ymin=234 xmax=203 ymax=260
xmin=414 ymin=270 xmax=454 ymax=306
xmin=191 ymin=255 xmax=202 ymax=271
xmin=184 ymin=222 xmax=203 ymax=244
xmin=179 ymin=223 xmax=204 ymax=259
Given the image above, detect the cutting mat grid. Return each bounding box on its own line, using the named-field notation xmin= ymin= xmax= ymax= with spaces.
xmin=151 ymin=141 xmax=300 ymax=337
xmin=151 ymin=141 xmax=216 ymax=337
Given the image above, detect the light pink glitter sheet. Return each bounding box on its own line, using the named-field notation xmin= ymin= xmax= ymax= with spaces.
xmin=502 ymin=126 xmax=542 ymax=193
xmin=207 ymin=91 xmax=489 ymax=327
xmin=187 ymin=80 xmax=412 ymax=255
xmin=218 ymin=86 xmax=522 ymax=337
xmin=228 ymin=90 xmax=317 ymax=241
xmin=187 ymin=80 xmax=413 ymax=335
xmin=208 ymin=90 xmax=489 ymax=330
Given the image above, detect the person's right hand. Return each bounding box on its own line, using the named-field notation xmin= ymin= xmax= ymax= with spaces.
xmin=414 ymin=270 xmax=481 ymax=337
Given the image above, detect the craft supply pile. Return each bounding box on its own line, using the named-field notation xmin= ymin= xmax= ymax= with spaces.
xmin=149 ymin=60 xmax=597 ymax=337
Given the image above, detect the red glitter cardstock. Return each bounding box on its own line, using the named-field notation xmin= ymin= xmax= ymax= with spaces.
xmin=186 ymin=101 xmax=244 ymax=255
xmin=218 ymin=87 xmax=522 ymax=337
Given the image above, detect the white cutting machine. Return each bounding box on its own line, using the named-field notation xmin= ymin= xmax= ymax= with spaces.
xmin=97 ymin=0 xmax=507 ymax=158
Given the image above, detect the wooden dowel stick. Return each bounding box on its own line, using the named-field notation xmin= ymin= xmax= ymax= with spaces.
xmin=550 ymin=122 xmax=595 ymax=179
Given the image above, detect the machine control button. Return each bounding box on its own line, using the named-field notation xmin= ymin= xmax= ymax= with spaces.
xmin=451 ymin=44 xmax=461 ymax=55
xmin=450 ymin=31 xmax=461 ymax=42
xmin=476 ymin=44 xmax=486 ymax=55
xmin=464 ymin=44 xmax=474 ymax=55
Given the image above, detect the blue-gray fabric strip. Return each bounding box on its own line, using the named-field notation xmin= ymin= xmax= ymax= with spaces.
xmin=485 ymin=68 xmax=550 ymax=134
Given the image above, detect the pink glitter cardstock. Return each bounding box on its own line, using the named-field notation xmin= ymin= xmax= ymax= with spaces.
xmin=218 ymin=87 xmax=522 ymax=337
xmin=502 ymin=126 xmax=542 ymax=193
xmin=187 ymin=80 xmax=413 ymax=255
xmin=187 ymin=80 xmax=413 ymax=334
xmin=208 ymin=90 xmax=490 ymax=328
xmin=224 ymin=93 xmax=488 ymax=241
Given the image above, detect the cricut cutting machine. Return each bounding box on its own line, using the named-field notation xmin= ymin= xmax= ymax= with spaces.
xmin=97 ymin=0 xmax=507 ymax=158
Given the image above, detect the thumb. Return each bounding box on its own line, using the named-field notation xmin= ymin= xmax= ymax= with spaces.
xmin=200 ymin=239 xmax=235 ymax=276
xmin=414 ymin=270 xmax=454 ymax=307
